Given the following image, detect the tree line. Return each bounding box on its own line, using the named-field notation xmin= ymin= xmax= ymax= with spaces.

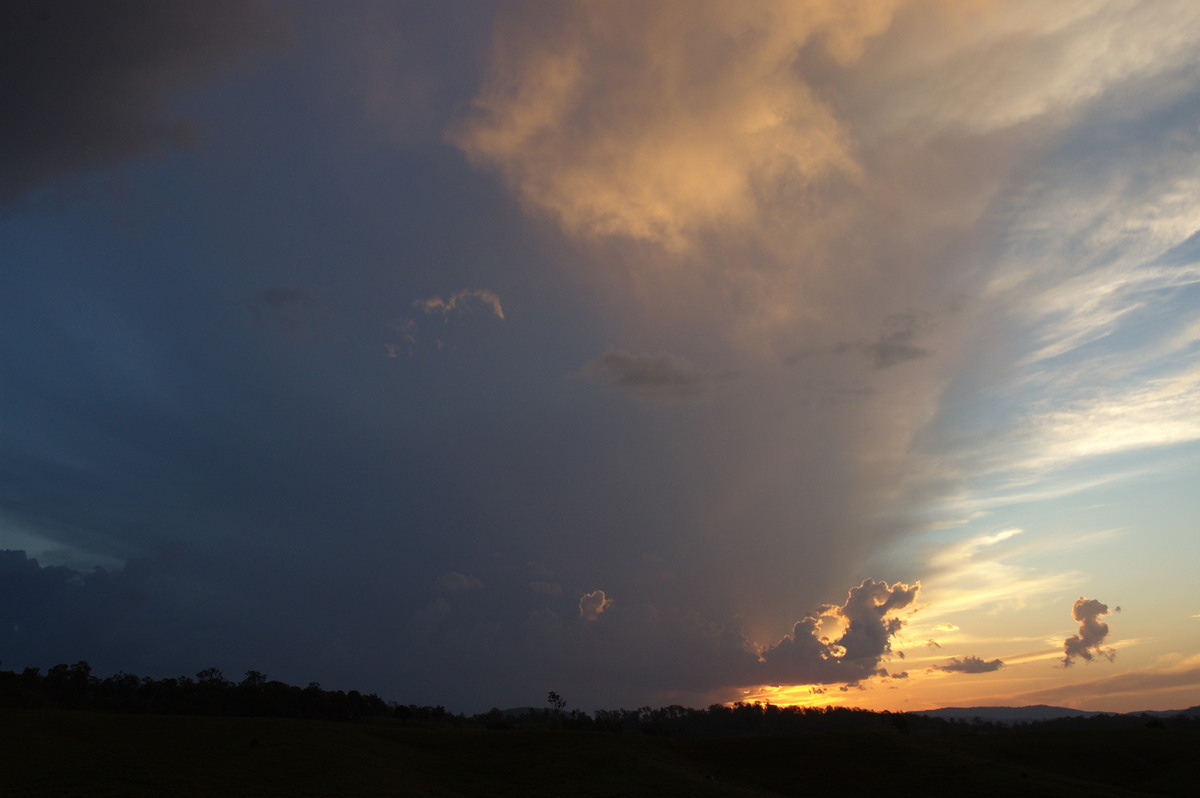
xmin=0 ymin=661 xmax=403 ymax=722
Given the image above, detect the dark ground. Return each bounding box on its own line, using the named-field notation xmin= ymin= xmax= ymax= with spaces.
xmin=2 ymin=709 xmax=1196 ymax=796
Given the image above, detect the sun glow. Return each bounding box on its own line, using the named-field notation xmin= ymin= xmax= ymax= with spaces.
xmin=738 ymin=684 xmax=848 ymax=709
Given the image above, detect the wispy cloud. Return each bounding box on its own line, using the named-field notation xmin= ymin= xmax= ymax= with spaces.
xmin=1015 ymin=655 xmax=1200 ymax=707
xmin=906 ymin=528 xmax=1080 ymax=628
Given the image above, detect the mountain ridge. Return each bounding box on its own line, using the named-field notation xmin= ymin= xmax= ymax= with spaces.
xmin=908 ymin=704 xmax=1200 ymax=723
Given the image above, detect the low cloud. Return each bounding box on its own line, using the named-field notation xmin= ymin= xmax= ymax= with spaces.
xmin=577 ymin=348 xmax=716 ymax=399
xmin=935 ymin=655 xmax=1005 ymax=674
xmin=1063 ymin=597 xmax=1117 ymax=666
xmin=579 ymin=589 xmax=612 ymax=621
xmin=415 ymin=289 xmax=505 ymax=320
xmin=758 ymin=579 xmax=918 ymax=685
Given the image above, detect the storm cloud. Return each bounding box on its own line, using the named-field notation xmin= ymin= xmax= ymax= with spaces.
xmin=0 ymin=0 xmax=285 ymax=207
xmin=3 ymin=1 xmax=1199 ymax=716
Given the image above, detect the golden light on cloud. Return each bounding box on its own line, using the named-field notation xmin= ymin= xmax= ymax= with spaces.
xmin=453 ymin=0 xmax=912 ymax=252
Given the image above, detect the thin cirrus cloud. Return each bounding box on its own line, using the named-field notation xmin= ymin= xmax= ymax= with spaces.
xmin=1015 ymin=656 xmax=1200 ymax=707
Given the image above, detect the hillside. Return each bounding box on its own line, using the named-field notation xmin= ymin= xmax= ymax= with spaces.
xmin=2 ymin=709 xmax=1195 ymax=796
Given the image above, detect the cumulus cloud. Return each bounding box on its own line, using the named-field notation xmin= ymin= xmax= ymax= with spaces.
xmin=577 ymin=348 xmax=716 ymax=399
xmin=1063 ymin=597 xmax=1117 ymax=666
xmin=935 ymin=655 xmax=1004 ymax=674
xmin=0 ymin=0 xmax=285 ymax=207
xmin=579 ymin=589 xmax=612 ymax=621
xmin=415 ymin=289 xmax=505 ymax=320
xmin=758 ymin=579 xmax=918 ymax=685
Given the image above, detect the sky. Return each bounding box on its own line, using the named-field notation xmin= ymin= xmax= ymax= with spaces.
xmin=3 ymin=0 xmax=1200 ymax=715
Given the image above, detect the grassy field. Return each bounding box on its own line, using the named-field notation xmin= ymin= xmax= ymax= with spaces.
xmin=1 ymin=709 xmax=1194 ymax=796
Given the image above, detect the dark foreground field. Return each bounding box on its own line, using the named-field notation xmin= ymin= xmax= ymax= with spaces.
xmin=1 ymin=709 xmax=1195 ymax=796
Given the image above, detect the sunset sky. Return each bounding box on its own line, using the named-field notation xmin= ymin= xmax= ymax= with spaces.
xmin=3 ymin=0 xmax=1200 ymax=714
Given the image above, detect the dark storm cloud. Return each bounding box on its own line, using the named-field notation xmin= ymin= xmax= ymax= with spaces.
xmin=0 ymin=550 xmax=148 ymax=669
xmin=440 ymin=571 xmax=484 ymax=593
xmin=935 ymin=655 xmax=1005 ymax=674
xmin=1063 ymin=597 xmax=1117 ymax=666
xmin=3 ymin=526 xmax=919 ymax=710
xmin=0 ymin=0 xmax=285 ymax=206
xmin=577 ymin=348 xmax=717 ymax=399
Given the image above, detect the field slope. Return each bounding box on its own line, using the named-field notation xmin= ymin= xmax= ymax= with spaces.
xmin=1 ymin=710 xmax=1193 ymax=796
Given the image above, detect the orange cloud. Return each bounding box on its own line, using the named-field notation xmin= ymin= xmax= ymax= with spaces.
xmin=453 ymin=0 xmax=910 ymax=252
xmin=579 ymin=589 xmax=612 ymax=621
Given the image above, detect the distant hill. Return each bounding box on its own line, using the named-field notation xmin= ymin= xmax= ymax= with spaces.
xmin=908 ymin=704 xmax=1200 ymax=724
